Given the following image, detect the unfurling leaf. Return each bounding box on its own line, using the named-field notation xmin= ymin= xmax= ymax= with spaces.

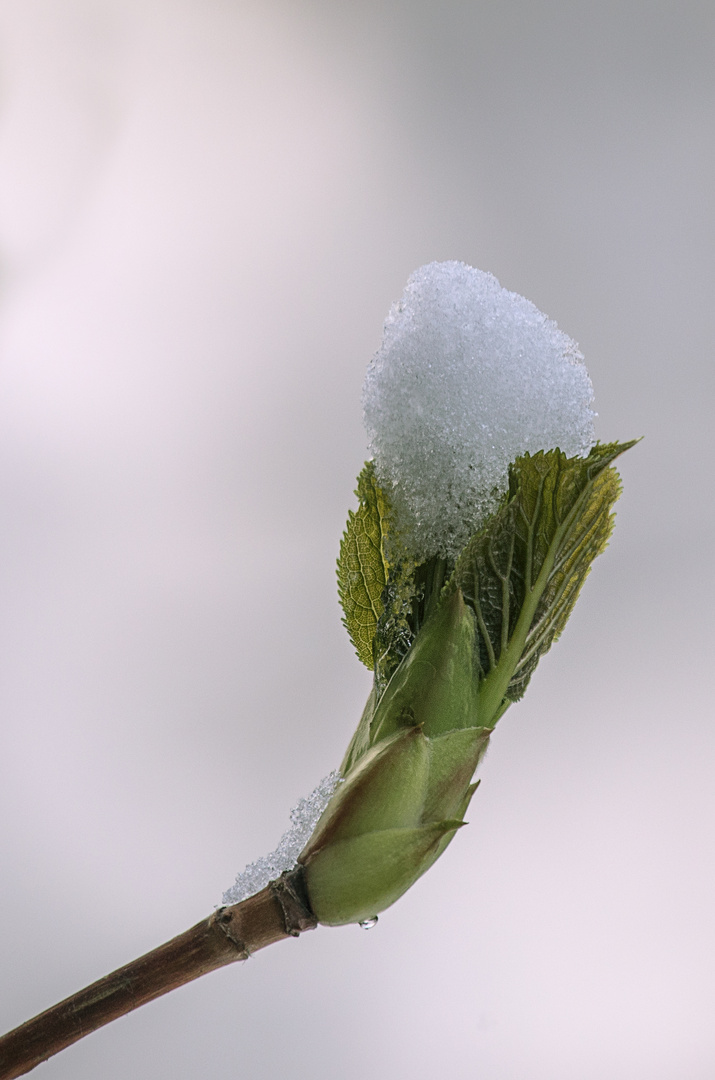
xmin=450 ymin=441 xmax=637 ymax=722
xmin=336 ymin=461 xmax=390 ymax=668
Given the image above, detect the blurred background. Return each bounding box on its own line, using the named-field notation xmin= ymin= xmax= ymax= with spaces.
xmin=0 ymin=2 xmax=713 ymax=1077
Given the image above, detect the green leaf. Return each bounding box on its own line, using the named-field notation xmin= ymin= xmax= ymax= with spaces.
xmin=337 ymin=461 xmax=390 ymax=668
xmin=373 ymin=554 xmax=450 ymax=690
xmin=449 ymin=441 xmax=637 ymax=723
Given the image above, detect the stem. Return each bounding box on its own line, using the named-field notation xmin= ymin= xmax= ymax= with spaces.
xmin=0 ymin=870 xmax=317 ymax=1080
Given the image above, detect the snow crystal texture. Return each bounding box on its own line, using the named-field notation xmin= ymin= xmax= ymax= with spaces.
xmin=222 ymin=771 xmax=342 ymax=905
xmin=363 ymin=261 xmax=596 ymax=562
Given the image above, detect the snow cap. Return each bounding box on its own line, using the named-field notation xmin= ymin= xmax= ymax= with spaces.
xmin=363 ymin=261 xmax=595 ymax=561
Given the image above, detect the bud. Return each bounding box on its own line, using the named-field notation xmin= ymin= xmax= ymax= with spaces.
xmin=370 ymin=587 xmax=482 ymax=744
xmin=298 ymin=616 xmax=493 ymax=925
xmin=301 ymin=820 xmax=463 ymax=928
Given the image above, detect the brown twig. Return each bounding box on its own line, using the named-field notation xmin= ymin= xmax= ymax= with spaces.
xmin=0 ymin=869 xmax=317 ymax=1080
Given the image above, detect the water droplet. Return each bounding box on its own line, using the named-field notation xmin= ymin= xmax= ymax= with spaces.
xmin=359 ymin=917 xmax=378 ymax=930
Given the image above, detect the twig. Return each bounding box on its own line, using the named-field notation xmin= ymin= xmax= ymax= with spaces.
xmin=0 ymin=869 xmax=317 ymax=1079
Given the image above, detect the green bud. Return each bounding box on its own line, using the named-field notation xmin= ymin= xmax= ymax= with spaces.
xmin=299 ymin=723 xmax=488 ymax=926
xmin=370 ymin=588 xmax=481 ymax=745
xmin=302 ymin=822 xmax=464 ymax=927
xmin=422 ymin=727 xmax=491 ymax=822
xmin=297 ymin=590 xmax=496 ymax=927
xmin=303 ymin=727 xmax=430 ymax=855
xmin=339 ymin=682 xmax=377 ymax=776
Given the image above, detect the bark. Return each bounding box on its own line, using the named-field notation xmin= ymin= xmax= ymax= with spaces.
xmin=0 ymin=870 xmax=317 ymax=1080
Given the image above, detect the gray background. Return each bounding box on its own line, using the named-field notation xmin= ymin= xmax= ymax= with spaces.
xmin=0 ymin=2 xmax=713 ymax=1077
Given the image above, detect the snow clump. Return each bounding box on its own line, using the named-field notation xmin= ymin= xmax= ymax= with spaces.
xmin=362 ymin=261 xmax=596 ymax=563
xmin=222 ymin=771 xmax=342 ymax=905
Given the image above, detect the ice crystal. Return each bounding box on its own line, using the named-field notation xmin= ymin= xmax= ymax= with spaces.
xmin=222 ymin=771 xmax=342 ymax=905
